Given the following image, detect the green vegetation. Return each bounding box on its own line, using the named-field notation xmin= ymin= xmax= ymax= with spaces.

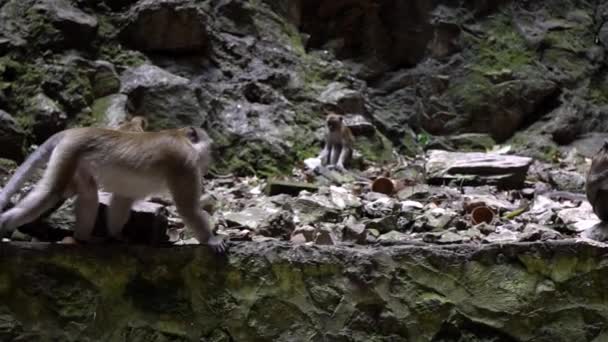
xmin=467 ymin=13 xmax=535 ymax=75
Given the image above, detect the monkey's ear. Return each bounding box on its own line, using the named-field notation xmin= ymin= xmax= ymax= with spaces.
xmin=186 ymin=127 xmax=199 ymax=143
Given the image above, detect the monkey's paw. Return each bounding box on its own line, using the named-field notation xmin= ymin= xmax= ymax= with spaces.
xmin=207 ymin=235 xmax=227 ymax=254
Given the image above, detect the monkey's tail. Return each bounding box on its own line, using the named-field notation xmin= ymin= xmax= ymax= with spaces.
xmin=0 ymin=132 xmax=65 ymax=211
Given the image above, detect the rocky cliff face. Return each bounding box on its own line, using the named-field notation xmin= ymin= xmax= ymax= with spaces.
xmin=0 ymin=0 xmax=606 ymax=173
xmin=2 ymin=241 xmax=608 ymax=342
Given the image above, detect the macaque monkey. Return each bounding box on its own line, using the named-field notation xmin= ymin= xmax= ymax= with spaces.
xmin=0 ymin=126 xmax=226 ymax=253
xmin=586 ymin=140 xmax=608 ymax=221
xmin=115 ymin=116 xmax=148 ymax=132
xmin=0 ymin=116 xmax=149 ymax=234
xmin=318 ymin=113 xmax=354 ymax=170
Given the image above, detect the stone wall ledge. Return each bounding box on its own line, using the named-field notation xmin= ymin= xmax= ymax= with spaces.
xmin=0 ymin=240 xmax=607 ymax=341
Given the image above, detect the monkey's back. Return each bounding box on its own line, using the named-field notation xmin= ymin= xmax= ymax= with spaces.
xmin=55 ymin=127 xmax=204 ymax=198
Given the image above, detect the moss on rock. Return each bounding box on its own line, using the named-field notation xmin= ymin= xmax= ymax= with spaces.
xmin=2 ymin=241 xmax=608 ymax=341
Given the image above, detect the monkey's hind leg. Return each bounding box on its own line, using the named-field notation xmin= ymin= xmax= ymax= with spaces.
xmin=330 ymin=146 xmax=341 ymax=166
xmin=168 ymin=173 xmax=226 ymax=254
xmin=106 ymin=194 xmax=135 ymax=241
xmin=72 ymin=170 xmax=99 ymax=242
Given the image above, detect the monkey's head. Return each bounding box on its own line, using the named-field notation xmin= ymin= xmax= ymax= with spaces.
xmin=326 ymin=114 xmax=343 ymax=132
xmin=602 ymin=140 xmax=608 ymax=152
xmin=131 ymin=116 xmax=148 ymax=130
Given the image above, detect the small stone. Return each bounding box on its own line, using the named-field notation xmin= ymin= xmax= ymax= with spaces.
xmin=520 ymin=224 xmax=562 ymax=242
xmin=367 ymin=228 xmax=380 ymax=238
xmin=59 ymin=236 xmax=77 ymax=244
xmin=258 ymin=210 xmax=295 ymax=239
xmin=378 ymin=230 xmax=410 ymax=242
xmin=476 ymin=222 xmax=496 ymax=235
xmin=315 ymin=226 xmax=337 ymax=245
xmin=401 ymin=200 xmax=424 ymax=210
xmin=422 ymin=207 xmax=457 ymax=231
xmin=290 ymin=233 xmax=307 ymax=244
xmin=364 ymin=197 xmax=398 ymax=218
xmin=484 ymin=228 xmax=518 ymax=243
xmin=224 ymin=207 xmax=278 ymax=231
xmin=437 ymin=231 xmax=464 ymax=244
xmin=304 ymin=157 xmax=322 ymax=170
xmin=363 ymin=216 xmax=398 ymax=234
xmin=343 ymin=216 xmax=366 ymax=243
xmin=199 ymin=194 xmax=217 ymax=214
xmin=266 ymin=179 xmax=319 ymax=196
xmin=330 ymin=186 xmax=361 ymax=209
xmin=293 ymin=194 xmax=340 ymax=225
xmin=292 ymin=225 xmax=316 ymax=241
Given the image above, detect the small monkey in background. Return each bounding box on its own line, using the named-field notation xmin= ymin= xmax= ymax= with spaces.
xmin=586 ymin=140 xmax=608 ymax=221
xmin=0 ymin=116 xmax=149 ymax=227
xmin=0 ymin=125 xmax=225 ymax=253
xmin=318 ymin=113 xmax=354 ymax=170
xmin=115 ymin=116 xmax=147 ymax=132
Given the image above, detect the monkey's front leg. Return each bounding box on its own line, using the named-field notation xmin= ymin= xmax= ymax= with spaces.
xmin=106 ymin=194 xmax=135 ymax=241
xmin=330 ymin=145 xmax=341 ymax=166
xmin=319 ymin=144 xmax=330 ymax=166
xmin=169 ymin=175 xmax=226 ymax=254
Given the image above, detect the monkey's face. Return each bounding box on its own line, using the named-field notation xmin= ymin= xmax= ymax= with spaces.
xmin=326 ymin=115 xmax=343 ymax=132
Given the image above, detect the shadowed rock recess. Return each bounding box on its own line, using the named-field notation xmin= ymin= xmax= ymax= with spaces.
xmin=1 ymin=241 xmax=608 ymax=341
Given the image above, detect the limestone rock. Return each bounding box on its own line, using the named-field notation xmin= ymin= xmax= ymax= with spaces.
xmin=0 ymin=110 xmax=25 ymax=161
xmin=91 ymin=94 xmax=129 ymax=128
xmin=28 ymin=93 xmax=67 ymax=143
xmin=318 ymin=82 xmax=365 ymax=114
xmin=94 ymin=192 xmax=169 ymax=245
xmin=426 ymin=150 xmax=533 ymax=189
xmin=91 ymin=61 xmax=120 ymax=99
xmin=120 ymin=0 xmax=209 ymax=54
xmin=32 ymin=0 xmax=98 ymax=49
xmin=120 ymin=64 xmax=206 ymax=128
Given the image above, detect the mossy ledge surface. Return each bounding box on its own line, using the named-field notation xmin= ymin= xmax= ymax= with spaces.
xmin=0 ymin=240 xmax=607 ymax=341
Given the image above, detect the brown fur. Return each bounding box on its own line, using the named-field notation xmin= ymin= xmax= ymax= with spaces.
xmin=586 ymin=141 xmax=608 ymax=221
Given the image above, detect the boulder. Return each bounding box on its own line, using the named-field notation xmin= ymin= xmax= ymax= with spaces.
xmin=28 ymin=93 xmax=67 ymax=143
xmin=426 ymin=150 xmax=533 ymax=189
xmin=120 ymin=64 xmax=206 ymax=128
xmin=0 ymin=110 xmax=25 ymax=161
xmin=120 ymin=0 xmax=209 ymax=54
